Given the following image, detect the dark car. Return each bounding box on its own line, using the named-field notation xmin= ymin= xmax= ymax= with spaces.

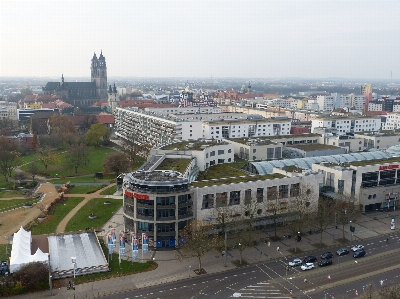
xmin=336 ymin=248 xmax=350 ymax=256
xmin=321 ymin=252 xmax=333 ymax=259
xmin=318 ymin=259 xmax=333 ymax=267
xmin=303 ymin=256 xmax=317 ymax=263
xmin=353 ymin=249 xmax=366 ymax=258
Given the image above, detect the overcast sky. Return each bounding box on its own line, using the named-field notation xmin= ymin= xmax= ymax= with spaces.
xmin=1 ymin=0 xmax=400 ymax=79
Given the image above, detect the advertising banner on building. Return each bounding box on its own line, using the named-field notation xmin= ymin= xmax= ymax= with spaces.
xmin=131 ymin=232 xmax=139 ymax=260
xmin=142 ymin=233 xmax=148 ymax=254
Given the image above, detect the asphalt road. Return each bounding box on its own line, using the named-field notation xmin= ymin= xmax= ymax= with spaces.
xmin=102 ymin=232 xmax=400 ymax=299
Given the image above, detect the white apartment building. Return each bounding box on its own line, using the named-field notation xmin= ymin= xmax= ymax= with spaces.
xmin=339 ymin=95 xmax=352 ymax=108
xmin=368 ymin=101 xmax=383 ymax=111
xmin=0 ymin=108 xmax=8 ymax=119
xmin=304 ymin=100 xmax=320 ymax=110
xmin=115 ymin=107 xmax=291 ymax=147
xmin=311 ymin=116 xmax=381 ymax=135
xmin=382 ymin=113 xmax=400 ymax=130
xmin=0 ymin=101 xmax=18 ymax=120
xmin=260 ymin=98 xmax=297 ymax=109
xmin=316 ymin=95 xmax=334 ymax=111
xmin=202 ymin=117 xmax=291 ymax=140
xmin=144 ymin=107 xmax=221 ymax=115
xmin=225 ymin=138 xmax=283 ymax=161
xmin=353 ymin=95 xmax=366 ymax=111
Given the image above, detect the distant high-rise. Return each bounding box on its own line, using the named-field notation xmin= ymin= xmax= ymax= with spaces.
xmin=361 ymin=84 xmax=372 ymax=95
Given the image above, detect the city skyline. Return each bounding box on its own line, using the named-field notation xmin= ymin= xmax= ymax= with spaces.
xmin=1 ymin=0 xmax=400 ymax=80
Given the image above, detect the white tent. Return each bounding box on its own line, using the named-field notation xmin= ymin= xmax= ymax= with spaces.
xmin=9 ymin=227 xmax=48 ymax=273
xmin=31 ymin=248 xmax=48 ymax=263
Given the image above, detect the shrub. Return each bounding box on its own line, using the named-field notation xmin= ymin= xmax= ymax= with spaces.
xmin=13 ymin=262 xmax=49 ymax=292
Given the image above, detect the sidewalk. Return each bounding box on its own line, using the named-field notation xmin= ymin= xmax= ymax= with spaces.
xmin=12 ymin=208 xmax=400 ymax=299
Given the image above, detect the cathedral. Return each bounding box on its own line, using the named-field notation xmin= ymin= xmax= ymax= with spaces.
xmin=43 ymin=51 xmax=108 ymax=106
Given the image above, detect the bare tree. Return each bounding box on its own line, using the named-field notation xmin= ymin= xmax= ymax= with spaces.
xmin=378 ymin=282 xmax=400 ymax=299
xmin=179 ymin=220 xmax=216 ymax=272
xmin=285 ymin=184 xmax=317 ymax=252
xmin=313 ymin=197 xmax=336 ymax=245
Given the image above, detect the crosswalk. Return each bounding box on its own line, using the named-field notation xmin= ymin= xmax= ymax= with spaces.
xmin=230 ymin=282 xmax=292 ymax=298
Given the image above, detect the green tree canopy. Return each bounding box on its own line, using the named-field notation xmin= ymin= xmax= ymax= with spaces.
xmin=85 ymin=124 xmax=110 ymax=147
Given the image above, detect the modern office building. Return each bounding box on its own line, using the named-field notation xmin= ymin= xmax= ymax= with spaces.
xmin=312 ymin=158 xmax=400 ymax=212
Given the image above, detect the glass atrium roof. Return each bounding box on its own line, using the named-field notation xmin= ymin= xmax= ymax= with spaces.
xmin=250 ymin=151 xmax=392 ymax=175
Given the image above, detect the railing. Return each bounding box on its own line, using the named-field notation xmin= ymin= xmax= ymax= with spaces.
xmin=136 ymin=215 xmax=155 ymax=221
xmin=178 ymin=212 xmax=194 ymax=219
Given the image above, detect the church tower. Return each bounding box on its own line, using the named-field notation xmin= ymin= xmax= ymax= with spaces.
xmin=108 ymin=83 xmax=119 ymax=112
xmin=91 ymin=51 xmax=108 ymax=99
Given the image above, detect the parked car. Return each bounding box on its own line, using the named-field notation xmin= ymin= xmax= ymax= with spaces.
xmin=301 ymin=263 xmax=314 ymax=271
xmin=353 ymin=249 xmax=366 ymax=258
xmin=336 ymin=248 xmax=350 ymax=256
xmin=288 ymin=258 xmax=302 ymax=267
xmin=321 ymin=252 xmax=333 ymax=259
xmin=351 ymin=245 xmax=364 ymax=252
xmin=318 ymin=259 xmax=333 ymax=267
xmin=303 ymin=256 xmax=317 ymax=263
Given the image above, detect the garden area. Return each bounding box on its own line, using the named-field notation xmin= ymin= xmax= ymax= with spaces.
xmin=67 ymin=185 xmax=108 ymax=194
xmin=0 ymin=198 xmax=39 ymax=213
xmin=20 ymin=147 xmax=117 ymax=178
xmin=65 ymin=198 xmax=122 ymax=232
xmin=29 ymin=197 xmax=85 ymax=235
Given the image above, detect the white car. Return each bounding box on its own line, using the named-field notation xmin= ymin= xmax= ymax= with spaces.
xmin=351 ymin=245 xmax=364 ymax=252
xmin=288 ymin=258 xmax=302 ymax=267
xmin=301 ymin=263 xmax=314 ymax=271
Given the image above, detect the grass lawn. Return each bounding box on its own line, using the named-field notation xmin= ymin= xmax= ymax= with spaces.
xmin=68 ymin=185 xmax=107 ymax=194
xmin=31 ymin=197 xmax=85 ymax=235
xmin=20 ymin=147 xmax=117 ymax=177
xmin=0 ymin=190 xmax=25 ymax=198
xmin=99 ymin=185 xmax=117 ymax=195
xmin=50 ymin=173 xmax=117 ymax=184
xmin=0 ymin=198 xmax=38 ymax=213
xmin=0 ymin=179 xmax=14 ymax=189
xmin=196 ymin=162 xmax=249 ymax=181
xmin=65 ymin=198 xmax=122 ymax=232
xmin=73 ymin=242 xmax=157 ymax=284
xmin=0 ymin=244 xmax=11 ymax=261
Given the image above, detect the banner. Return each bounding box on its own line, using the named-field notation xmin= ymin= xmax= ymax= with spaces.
xmin=107 ymin=233 xmax=114 ymax=254
xmin=142 ymin=233 xmax=148 ymax=254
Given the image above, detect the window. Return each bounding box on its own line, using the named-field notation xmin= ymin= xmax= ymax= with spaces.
xmin=244 ymin=189 xmax=252 ymax=204
xmin=228 ymin=149 xmax=232 ymax=153
xmin=216 ymin=192 xmax=227 ymax=207
xmin=290 ymin=183 xmax=300 ymax=197
xmin=206 ymin=153 xmax=208 ymax=158
xmin=279 ymin=185 xmax=289 ymax=198
xmin=218 ymin=150 xmax=224 ymax=155
xmin=229 ymin=191 xmax=240 ymax=205
xmin=256 ymin=188 xmax=263 ymax=203
xmin=210 ymin=151 xmax=215 ymax=156
xmin=228 ymin=158 xmax=231 ymax=162
xmin=267 ymin=186 xmax=277 ymax=200
xmin=218 ymin=159 xmax=224 ymax=163
xmin=202 ymin=194 xmax=214 ymax=209
xmin=253 ymin=149 xmax=256 ymax=153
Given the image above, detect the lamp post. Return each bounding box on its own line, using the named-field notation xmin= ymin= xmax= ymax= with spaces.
xmin=71 ymin=257 xmax=77 ymax=279
xmin=48 ymin=254 xmax=52 ymax=296
xmin=188 ymin=265 xmax=191 ymax=278
xmin=349 ymin=221 xmax=353 ymax=242
xmin=220 ymin=212 xmax=227 ymax=267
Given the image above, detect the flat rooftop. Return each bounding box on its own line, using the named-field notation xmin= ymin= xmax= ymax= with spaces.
xmin=346 ymin=157 xmax=400 ymax=167
xmin=229 ymin=137 xmax=275 ymax=145
xmin=191 ymin=173 xmax=286 ymax=188
xmin=156 ymin=158 xmax=191 ymax=173
xmin=287 ymin=144 xmax=340 ymax=151
xmin=268 ymin=133 xmax=321 ymax=140
xmin=161 ymin=140 xmax=224 ymax=151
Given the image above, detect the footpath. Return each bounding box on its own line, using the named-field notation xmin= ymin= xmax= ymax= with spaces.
xmin=11 ymin=199 xmax=400 ymax=299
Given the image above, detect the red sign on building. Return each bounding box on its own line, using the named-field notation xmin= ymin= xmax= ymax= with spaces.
xmin=379 ymin=164 xmax=399 ymax=171
xmin=133 ymin=193 xmax=149 ymax=200
xmin=124 ymin=190 xmax=149 ymax=200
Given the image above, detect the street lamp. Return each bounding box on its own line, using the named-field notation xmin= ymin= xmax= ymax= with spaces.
xmin=71 ymin=257 xmax=77 ymax=279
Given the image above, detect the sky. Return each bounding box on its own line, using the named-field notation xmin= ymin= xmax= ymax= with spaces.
xmin=1 ymin=0 xmax=400 ymax=80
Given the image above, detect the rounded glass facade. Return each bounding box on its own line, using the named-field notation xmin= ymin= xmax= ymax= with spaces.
xmin=123 ymin=171 xmax=193 ymax=248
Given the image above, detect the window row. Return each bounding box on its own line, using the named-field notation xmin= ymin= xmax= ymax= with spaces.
xmin=201 ymin=183 xmax=301 ymax=209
